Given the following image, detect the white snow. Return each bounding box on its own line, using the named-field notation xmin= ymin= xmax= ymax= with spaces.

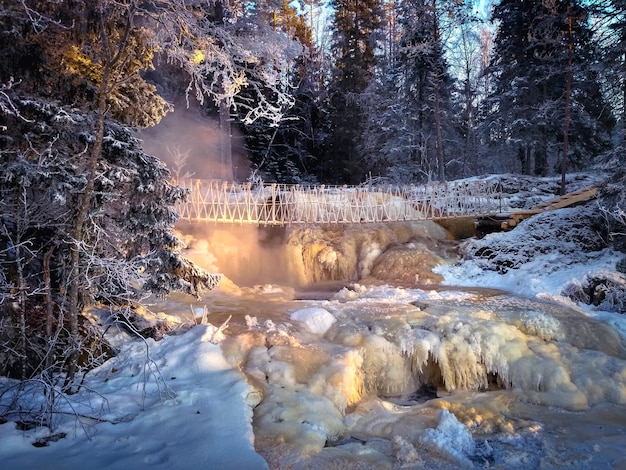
xmin=289 ymin=307 xmax=337 ymax=335
xmin=420 ymin=409 xmax=475 ymax=465
xmin=0 ymin=325 xmax=268 ymax=470
xmin=1 ymin=193 xmax=626 ymax=469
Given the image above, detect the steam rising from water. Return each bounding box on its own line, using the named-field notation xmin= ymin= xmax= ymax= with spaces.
xmin=138 ymin=102 xmax=249 ymax=181
xmin=177 ymin=223 xmax=300 ymax=287
xmin=177 ymin=220 xmax=457 ymax=288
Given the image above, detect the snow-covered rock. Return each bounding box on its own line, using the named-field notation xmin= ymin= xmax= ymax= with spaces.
xmin=290 ymin=307 xmax=337 ymax=335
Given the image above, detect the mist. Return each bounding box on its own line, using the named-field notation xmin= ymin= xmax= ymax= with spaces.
xmin=175 ymin=221 xmax=458 ymax=290
xmin=138 ymin=100 xmax=250 ymax=181
xmin=176 ymin=222 xmax=303 ymax=288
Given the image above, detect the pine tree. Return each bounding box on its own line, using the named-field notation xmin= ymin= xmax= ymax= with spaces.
xmin=360 ymin=0 xmax=458 ymax=183
xmin=325 ymin=0 xmax=383 ymax=183
xmin=486 ymin=0 xmax=614 ymax=176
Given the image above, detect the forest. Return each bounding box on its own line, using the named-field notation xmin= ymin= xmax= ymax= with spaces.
xmin=0 ymin=0 xmax=625 ymax=418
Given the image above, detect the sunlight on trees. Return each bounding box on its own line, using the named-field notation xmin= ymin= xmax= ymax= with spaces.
xmin=0 ymin=0 xmax=624 ymax=428
xmin=0 ymin=0 xmax=299 ymax=395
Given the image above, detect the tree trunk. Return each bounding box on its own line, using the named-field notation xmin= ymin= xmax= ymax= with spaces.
xmin=15 ymin=240 xmax=26 ymax=380
xmin=519 ymin=146 xmax=531 ymax=175
xmin=434 ymin=86 xmax=445 ymax=182
xmin=462 ymin=74 xmax=475 ymax=177
xmin=43 ymin=246 xmax=54 ymax=374
xmin=535 ymin=134 xmax=548 ymax=176
xmin=433 ymin=0 xmax=445 ymax=182
xmin=65 ymin=0 xmax=134 ymax=389
xmin=622 ymin=50 xmax=625 ymax=155
xmin=219 ymin=97 xmax=233 ymax=180
xmin=65 ymin=95 xmax=107 ymax=390
xmin=561 ymin=9 xmax=573 ymax=196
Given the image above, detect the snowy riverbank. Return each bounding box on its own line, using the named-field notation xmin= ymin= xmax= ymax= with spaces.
xmin=1 ymin=173 xmax=625 ymax=470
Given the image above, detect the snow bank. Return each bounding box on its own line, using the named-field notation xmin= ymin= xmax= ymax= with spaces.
xmin=0 ymin=324 xmax=267 ymax=470
xmin=435 ymin=206 xmax=625 ymax=310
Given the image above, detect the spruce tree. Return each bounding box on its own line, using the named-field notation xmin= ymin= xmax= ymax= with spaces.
xmin=486 ymin=0 xmax=614 ymax=176
xmin=360 ymin=0 xmax=458 ymax=183
xmin=325 ymin=0 xmax=383 ymax=183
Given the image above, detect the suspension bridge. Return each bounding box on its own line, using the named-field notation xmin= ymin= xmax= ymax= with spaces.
xmin=174 ymin=178 xmax=505 ymax=226
xmin=173 ymin=178 xmax=599 ymax=235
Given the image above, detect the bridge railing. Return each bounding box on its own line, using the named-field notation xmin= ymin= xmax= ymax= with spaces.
xmin=174 ymin=179 xmax=503 ymax=225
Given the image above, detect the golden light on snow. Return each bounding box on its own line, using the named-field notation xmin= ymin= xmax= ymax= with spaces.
xmin=192 ymin=49 xmax=205 ymax=64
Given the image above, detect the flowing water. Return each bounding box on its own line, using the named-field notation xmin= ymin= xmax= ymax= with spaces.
xmin=167 ymin=221 xmax=626 ymax=469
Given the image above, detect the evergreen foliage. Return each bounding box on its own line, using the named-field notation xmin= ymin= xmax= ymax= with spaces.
xmin=325 ymin=0 xmax=384 ymax=183
xmin=0 ymin=0 xmax=295 ymax=387
xmin=485 ymin=0 xmax=615 ymax=175
xmin=0 ymin=95 xmax=221 ymax=379
xmin=589 ymin=0 xmax=625 ymax=153
xmin=360 ymin=0 xmax=459 ymax=183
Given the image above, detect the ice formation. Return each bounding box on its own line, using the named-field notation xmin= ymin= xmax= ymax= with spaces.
xmin=223 ymin=284 xmax=626 ymax=468
xmin=171 ymin=199 xmax=626 ymax=468
xmin=178 ymin=217 xmax=459 ymax=291
xmin=420 ymin=409 xmax=475 ymax=464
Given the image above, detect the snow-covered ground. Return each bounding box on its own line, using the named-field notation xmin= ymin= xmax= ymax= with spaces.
xmin=0 ymin=322 xmax=267 ymax=469
xmin=1 ymin=173 xmax=625 ymax=469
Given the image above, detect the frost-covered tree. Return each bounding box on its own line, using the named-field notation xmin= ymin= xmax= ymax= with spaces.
xmin=590 ymin=0 xmax=626 ymax=155
xmin=299 ymin=0 xmax=326 ymax=47
xmin=446 ymin=4 xmax=488 ymax=177
xmin=0 ymin=0 xmax=301 ymax=389
xmin=360 ymin=0 xmax=458 ymax=183
xmin=484 ymin=0 xmax=615 ymax=176
xmin=589 ymin=1 xmax=626 ymax=256
xmin=0 ymin=95 xmax=223 ymax=381
xmin=325 ymin=0 xmax=384 ymax=183
xmin=199 ymin=0 xmax=303 ymax=179
xmin=237 ymin=0 xmax=322 ymax=183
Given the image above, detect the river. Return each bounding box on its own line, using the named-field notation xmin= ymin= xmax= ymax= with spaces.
xmin=161 ymin=220 xmax=626 ymax=469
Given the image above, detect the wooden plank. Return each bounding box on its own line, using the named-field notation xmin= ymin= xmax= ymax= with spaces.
xmin=530 ymin=185 xmax=597 ymax=211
